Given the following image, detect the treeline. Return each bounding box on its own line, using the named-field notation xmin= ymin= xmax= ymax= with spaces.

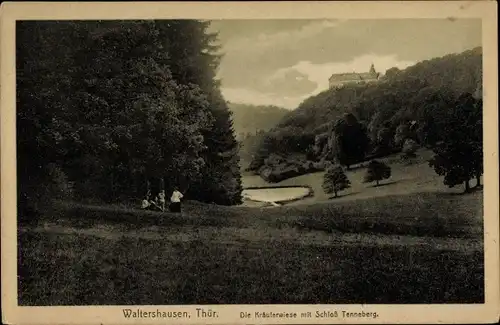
xmin=17 ymin=20 xmax=243 ymax=214
xmin=228 ymin=103 xmax=289 ymax=140
xmin=249 ymin=47 xmax=483 ymax=189
xmin=228 ymin=103 xmax=289 ymax=169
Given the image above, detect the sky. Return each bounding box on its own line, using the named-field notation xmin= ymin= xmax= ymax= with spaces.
xmin=208 ymin=19 xmax=482 ymax=109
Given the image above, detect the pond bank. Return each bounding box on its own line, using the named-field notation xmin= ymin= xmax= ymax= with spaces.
xmin=242 ymin=185 xmax=314 ymax=206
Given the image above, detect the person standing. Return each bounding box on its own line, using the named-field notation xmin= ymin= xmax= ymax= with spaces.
xmin=169 ymin=187 xmax=184 ymax=213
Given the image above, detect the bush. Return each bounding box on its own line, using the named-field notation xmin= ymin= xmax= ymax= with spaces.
xmin=402 ymin=139 xmax=419 ymax=157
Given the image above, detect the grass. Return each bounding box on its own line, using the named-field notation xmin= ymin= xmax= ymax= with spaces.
xmin=17 ymin=150 xmax=484 ymax=305
xmin=18 ymin=187 xmax=484 ymax=305
xmin=18 ymin=230 xmax=483 ymax=305
xmin=241 ymin=149 xmax=479 ymax=205
xmin=283 ymin=191 xmax=483 ymax=238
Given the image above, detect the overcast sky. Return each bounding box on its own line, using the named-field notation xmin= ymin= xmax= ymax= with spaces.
xmin=208 ymin=19 xmax=481 ymax=109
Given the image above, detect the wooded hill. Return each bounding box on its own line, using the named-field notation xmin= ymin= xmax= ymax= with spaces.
xmin=228 ymin=103 xmax=289 ymax=140
xmin=228 ymin=103 xmax=289 ymax=169
xmin=249 ymin=47 xmax=482 ymax=182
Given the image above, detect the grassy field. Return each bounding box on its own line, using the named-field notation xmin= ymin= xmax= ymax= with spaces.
xmin=18 ymin=189 xmax=483 ymax=305
xmin=18 ymin=150 xmax=484 ymax=305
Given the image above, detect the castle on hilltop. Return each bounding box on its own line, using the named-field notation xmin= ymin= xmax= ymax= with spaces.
xmin=328 ymin=64 xmax=381 ymax=89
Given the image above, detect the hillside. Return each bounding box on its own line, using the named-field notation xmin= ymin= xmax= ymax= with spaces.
xmin=277 ymin=46 xmax=482 ymax=134
xmin=228 ymin=102 xmax=289 ymax=139
xmin=228 ymin=103 xmax=289 ymax=169
xmin=248 ymin=47 xmax=482 ymax=180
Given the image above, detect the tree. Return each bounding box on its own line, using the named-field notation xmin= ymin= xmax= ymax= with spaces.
xmin=322 ymin=165 xmax=351 ymax=198
xmin=394 ymin=122 xmax=411 ymax=148
xmin=189 ymin=99 xmax=243 ymax=205
xmin=384 ymin=67 xmax=401 ymax=79
xmin=364 ymin=160 xmax=391 ymax=186
xmin=248 ymin=134 xmax=275 ymax=171
xmin=428 ymin=93 xmax=482 ymax=192
xmin=412 ymin=87 xmax=454 ymax=147
xmin=332 ymin=113 xmax=370 ymax=169
xmin=17 ymin=20 xmax=240 ymax=212
xmin=157 ymin=20 xmax=243 ymax=205
xmin=373 ymin=123 xmax=395 ymax=156
xmin=471 ymin=97 xmax=483 ymax=187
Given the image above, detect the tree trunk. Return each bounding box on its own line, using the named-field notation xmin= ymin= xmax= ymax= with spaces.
xmin=334 ymin=190 xmax=338 ymax=198
xmin=464 ymin=179 xmax=471 ymax=193
xmin=376 ymin=179 xmax=379 ymax=186
xmin=476 ymin=173 xmax=481 ymax=187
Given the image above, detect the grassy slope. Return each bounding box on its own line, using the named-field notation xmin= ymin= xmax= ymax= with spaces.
xmin=242 ymin=149 xmax=480 ymax=205
xmin=18 ymin=150 xmax=484 ymax=305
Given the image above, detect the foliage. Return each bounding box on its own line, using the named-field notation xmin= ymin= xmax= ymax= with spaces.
xmin=373 ymin=124 xmax=395 ymax=156
xmin=394 ymin=122 xmax=413 ymax=148
xmin=322 ymin=165 xmax=351 ymax=198
xmin=155 ymin=20 xmax=243 ymax=205
xmin=331 ymin=113 xmax=370 ymax=169
xmin=17 ymin=20 xmax=242 ymax=211
xmin=402 ymin=139 xmax=419 ymax=157
xmin=189 ymin=100 xmax=243 ymax=205
xmin=229 ymin=103 xmax=289 ymax=170
xmin=428 ymin=93 xmax=482 ymax=192
xmin=364 ymin=160 xmax=392 ymax=186
xmin=247 ymin=127 xmax=315 ymax=172
xmin=250 ymin=47 xmax=482 ymax=173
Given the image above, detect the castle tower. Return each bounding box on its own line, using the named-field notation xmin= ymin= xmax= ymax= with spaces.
xmin=369 ymin=63 xmax=376 ymax=74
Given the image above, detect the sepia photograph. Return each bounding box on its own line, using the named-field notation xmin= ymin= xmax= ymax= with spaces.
xmin=1 ymin=1 xmax=499 ymax=324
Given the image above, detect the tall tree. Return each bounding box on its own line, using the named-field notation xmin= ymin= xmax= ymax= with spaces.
xmin=428 ymin=93 xmax=482 ymax=192
xmin=16 ymin=20 xmax=217 ymax=210
xmin=156 ymin=20 xmax=243 ymax=205
xmin=17 ymin=21 xmax=87 ymax=212
xmin=331 ymin=113 xmax=370 ymax=169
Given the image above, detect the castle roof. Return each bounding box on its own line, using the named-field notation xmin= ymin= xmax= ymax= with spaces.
xmin=329 ymin=72 xmax=380 ymax=82
xmin=329 ymin=64 xmax=380 ymax=82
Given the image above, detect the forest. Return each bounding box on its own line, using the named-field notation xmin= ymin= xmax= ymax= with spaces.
xmin=17 ymin=20 xmax=243 ymax=216
xmin=248 ymin=47 xmax=483 ymax=189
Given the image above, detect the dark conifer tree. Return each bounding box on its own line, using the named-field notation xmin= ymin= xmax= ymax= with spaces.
xmin=156 ymin=20 xmax=242 ymax=204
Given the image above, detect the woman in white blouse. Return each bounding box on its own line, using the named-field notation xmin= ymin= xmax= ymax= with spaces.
xmin=169 ymin=187 xmax=184 ymax=213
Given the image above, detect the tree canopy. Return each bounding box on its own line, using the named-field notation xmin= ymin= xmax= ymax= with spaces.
xmin=428 ymin=93 xmax=483 ymax=192
xmin=364 ymin=160 xmax=392 ymax=186
xmin=17 ymin=20 xmax=243 ymax=213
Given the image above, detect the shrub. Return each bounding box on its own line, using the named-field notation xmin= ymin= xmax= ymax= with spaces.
xmin=402 ymin=139 xmax=419 ymax=158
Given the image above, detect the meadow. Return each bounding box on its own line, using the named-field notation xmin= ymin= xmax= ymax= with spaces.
xmin=18 ymin=151 xmax=484 ymax=305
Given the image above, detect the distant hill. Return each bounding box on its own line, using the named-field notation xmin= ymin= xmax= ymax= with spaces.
xmin=228 ymin=103 xmax=289 ymax=139
xmin=228 ymin=103 xmax=289 ymax=170
xmin=276 ymin=47 xmax=482 ymax=136
xmin=248 ymin=47 xmax=483 ymax=180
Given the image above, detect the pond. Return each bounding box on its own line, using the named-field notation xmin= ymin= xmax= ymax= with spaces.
xmin=242 ymin=186 xmax=312 ymax=205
